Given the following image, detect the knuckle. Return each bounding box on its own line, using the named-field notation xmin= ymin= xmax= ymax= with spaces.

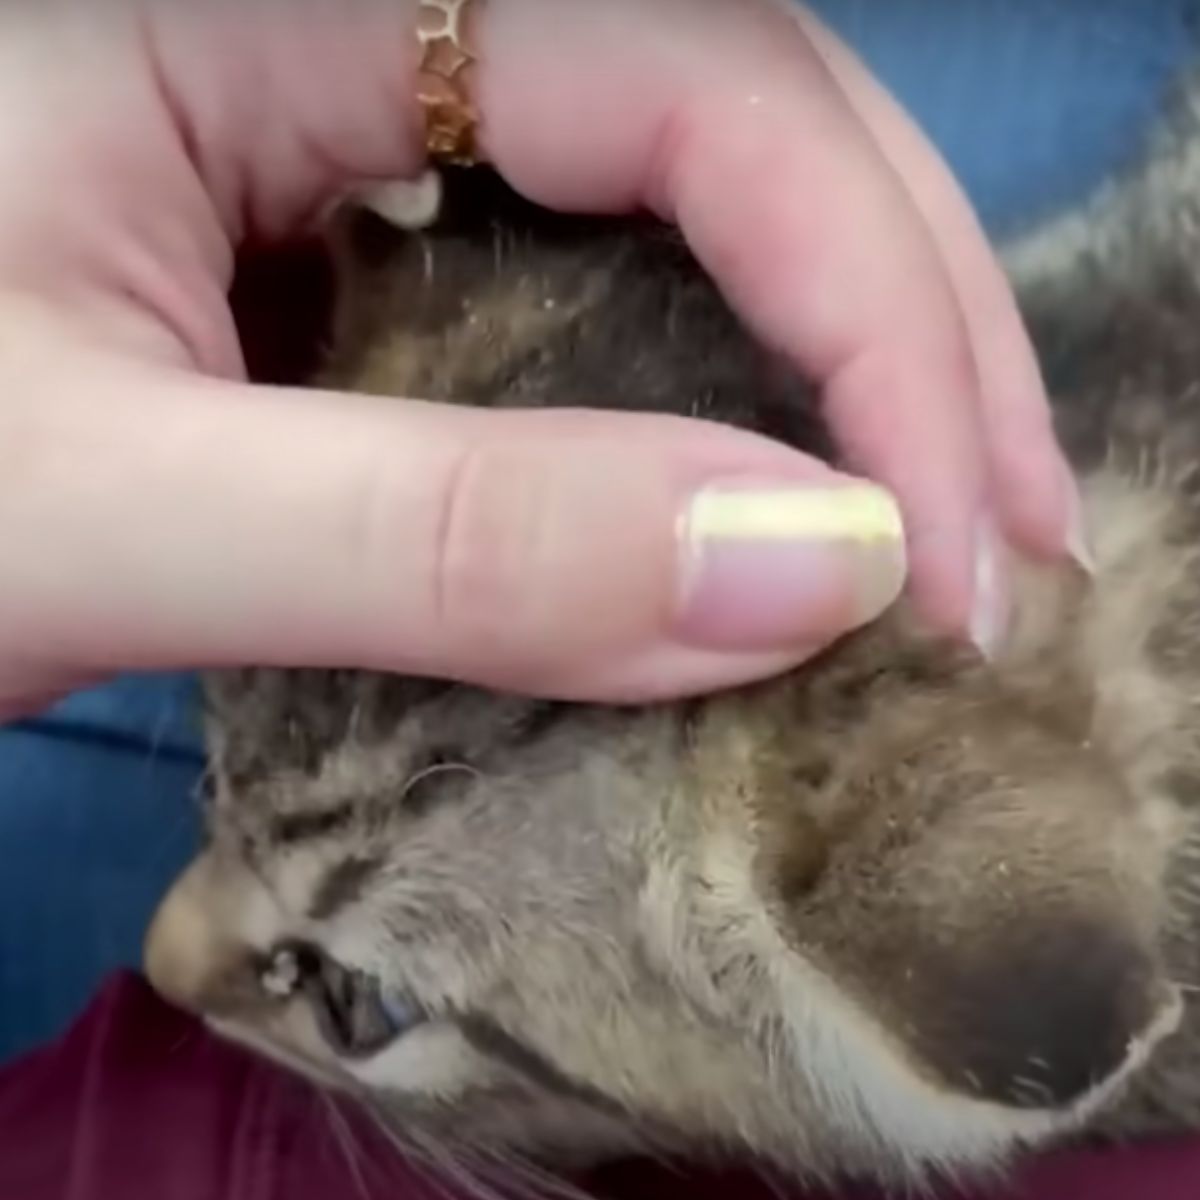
xmin=431 ymin=441 xmax=552 ymax=661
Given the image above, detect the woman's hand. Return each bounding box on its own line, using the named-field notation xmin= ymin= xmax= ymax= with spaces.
xmin=0 ymin=0 xmax=1078 ymax=716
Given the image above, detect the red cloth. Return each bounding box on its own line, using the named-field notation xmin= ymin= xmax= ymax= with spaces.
xmin=1 ymin=972 xmax=1197 ymax=1200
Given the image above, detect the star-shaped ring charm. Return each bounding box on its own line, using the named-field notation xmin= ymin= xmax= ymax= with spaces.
xmin=417 ymin=0 xmax=481 ymax=166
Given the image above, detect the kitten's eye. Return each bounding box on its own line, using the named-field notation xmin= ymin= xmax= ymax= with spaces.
xmin=263 ymin=942 xmax=423 ymax=1059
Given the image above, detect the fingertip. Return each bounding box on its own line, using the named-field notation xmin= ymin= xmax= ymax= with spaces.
xmin=560 ymin=645 xmax=826 ymax=705
xmin=988 ymin=422 xmax=1083 ymax=567
xmin=673 ymin=479 xmax=907 ymax=653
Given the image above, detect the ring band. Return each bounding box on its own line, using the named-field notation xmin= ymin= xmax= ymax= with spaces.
xmin=416 ymin=0 xmax=482 ymax=166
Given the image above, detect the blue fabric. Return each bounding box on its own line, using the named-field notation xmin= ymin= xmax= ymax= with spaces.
xmin=0 ymin=678 xmax=204 ymax=1061
xmin=1 ymin=1 xmax=1197 ymax=1063
xmin=807 ymin=0 xmax=1199 ymax=233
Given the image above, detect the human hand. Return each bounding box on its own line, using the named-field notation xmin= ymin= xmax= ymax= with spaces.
xmin=0 ymin=0 xmax=1078 ymax=717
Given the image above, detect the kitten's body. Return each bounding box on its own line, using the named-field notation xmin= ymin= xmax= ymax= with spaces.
xmin=147 ymin=68 xmax=1200 ymax=1190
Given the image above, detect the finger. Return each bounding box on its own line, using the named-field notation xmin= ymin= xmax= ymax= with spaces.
xmin=0 ymin=325 xmax=906 ymax=701
xmin=473 ymin=0 xmax=996 ymax=640
xmin=656 ymin=54 xmax=989 ymax=640
xmin=791 ymin=7 xmax=1078 ymax=564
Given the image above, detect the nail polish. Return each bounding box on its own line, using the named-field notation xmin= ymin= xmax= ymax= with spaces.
xmin=677 ymin=482 xmax=907 ymax=651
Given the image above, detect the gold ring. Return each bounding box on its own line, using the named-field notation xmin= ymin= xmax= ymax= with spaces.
xmin=416 ymin=0 xmax=482 ymax=166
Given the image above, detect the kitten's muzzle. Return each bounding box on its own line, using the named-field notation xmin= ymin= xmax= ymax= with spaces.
xmin=143 ymin=855 xmax=247 ymax=1015
xmin=145 ymin=855 xmax=419 ymax=1066
xmin=143 ymin=853 xmax=291 ymax=1026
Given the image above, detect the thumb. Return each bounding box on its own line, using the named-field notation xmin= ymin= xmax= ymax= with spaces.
xmin=4 ymin=335 xmax=906 ymax=702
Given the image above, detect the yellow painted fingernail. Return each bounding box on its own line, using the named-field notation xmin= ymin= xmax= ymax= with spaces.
xmin=677 ymin=482 xmax=907 ymax=650
xmin=686 ymin=485 xmax=904 ymax=542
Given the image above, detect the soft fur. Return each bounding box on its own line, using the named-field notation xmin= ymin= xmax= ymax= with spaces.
xmin=145 ymin=65 xmax=1200 ymax=1193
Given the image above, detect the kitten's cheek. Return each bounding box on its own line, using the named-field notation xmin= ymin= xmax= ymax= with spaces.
xmin=675 ymin=480 xmax=907 ymax=651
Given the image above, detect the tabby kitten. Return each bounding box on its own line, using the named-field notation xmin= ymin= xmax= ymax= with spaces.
xmin=145 ymin=66 xmax=1200 ymax=1191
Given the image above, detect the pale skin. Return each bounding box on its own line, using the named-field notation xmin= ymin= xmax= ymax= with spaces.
xmin=0 ymin=0 xmax=1079 ymax=716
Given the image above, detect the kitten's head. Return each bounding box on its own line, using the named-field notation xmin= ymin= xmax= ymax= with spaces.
xmin=144 ymin=635 xmax=1183 ymax=1182
xmin=145 ymin=178 xmax=1190 ymax=1185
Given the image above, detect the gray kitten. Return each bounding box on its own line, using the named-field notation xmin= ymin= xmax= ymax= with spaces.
xmin=145 ymin=65 xmax=1200 ymax=1192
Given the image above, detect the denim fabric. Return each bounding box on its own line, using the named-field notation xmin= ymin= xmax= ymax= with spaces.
xmin=2 ymin=0 xmax=1196 ymax=1061
xmin=0 ymin=679 xmax=204 ymax=1060
xmin=807 ymin=0 xmax=1198 ymax=232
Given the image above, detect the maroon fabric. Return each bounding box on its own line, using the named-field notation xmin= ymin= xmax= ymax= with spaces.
xmin=1 ymin=973 xmax=1198 ymax=1200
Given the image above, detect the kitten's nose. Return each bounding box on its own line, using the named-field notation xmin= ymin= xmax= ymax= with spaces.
xmin=144 ymin=854 xmax=247 ymax=1013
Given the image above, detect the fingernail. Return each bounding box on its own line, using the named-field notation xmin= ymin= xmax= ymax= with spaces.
xmin=677 ymin=482 xmax=907 ymax=651
xmin=969 ymin=517 xmax=1011 ymax=659
xmin=1062 ymin=467 xmax=1095 ymax=574
xmin=356 ymin=170 xmax=443 ymax=230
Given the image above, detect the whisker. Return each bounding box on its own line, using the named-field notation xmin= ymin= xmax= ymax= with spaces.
xmin=362 ymin=1101 xmax=480 ymax=1200
xmin=399 ymin=761 xmax=483 ymax=804
xmin=412 ymin=1129 xmax=509 ymax=1200
xmin=322 ymin=1092 xmax=372 ymax=1200
xmin=420 ymin=235 xmax=436 ymax=287
xmin=471 ymin=1143 xmax=596 ymax=1200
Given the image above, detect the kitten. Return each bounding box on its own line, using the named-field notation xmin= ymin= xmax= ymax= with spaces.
xmin=145 ymin=66 xmax=1200 ymax=1191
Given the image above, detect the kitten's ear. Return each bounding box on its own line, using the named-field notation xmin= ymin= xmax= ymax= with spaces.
xmin=752 ymin=751 xmax=1182 ymax=1152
